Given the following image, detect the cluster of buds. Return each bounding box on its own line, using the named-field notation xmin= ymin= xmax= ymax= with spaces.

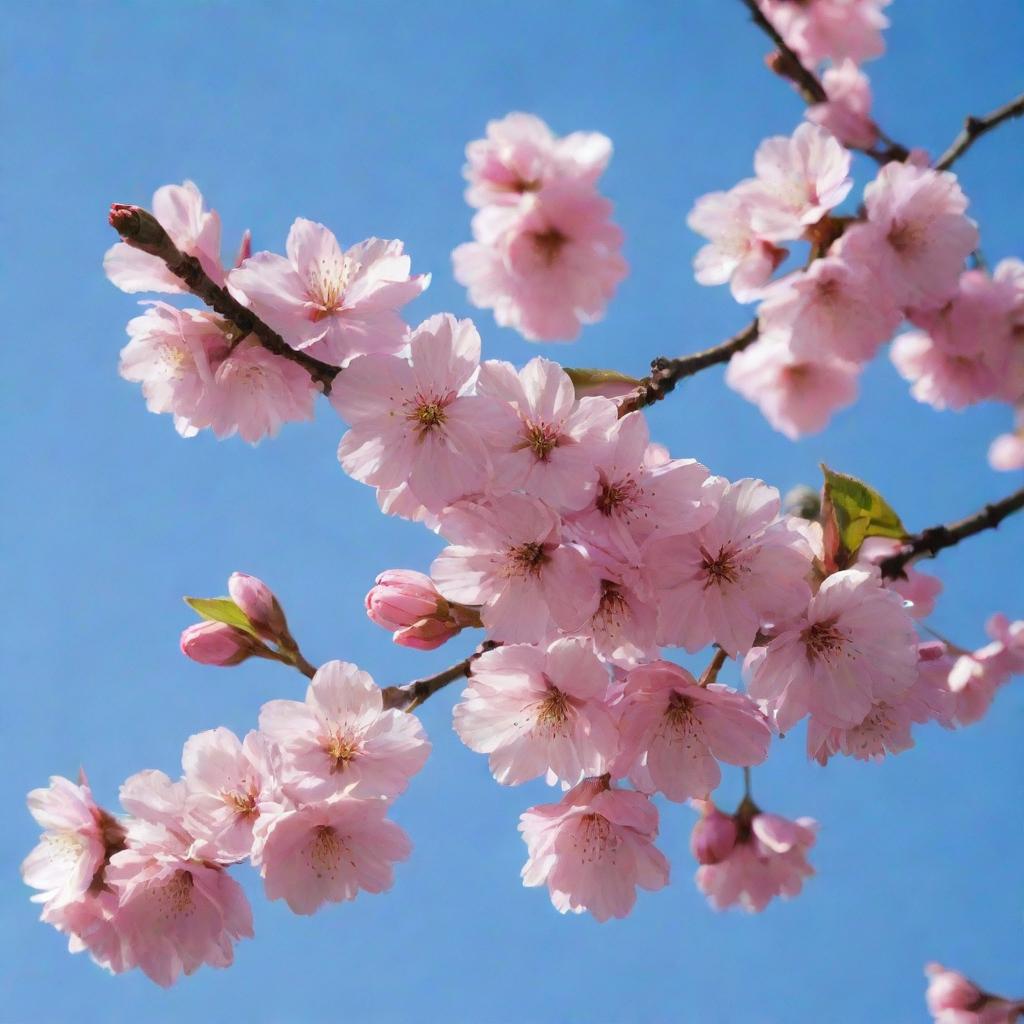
xmin=365 ymin=570 xmax=481 ymax=650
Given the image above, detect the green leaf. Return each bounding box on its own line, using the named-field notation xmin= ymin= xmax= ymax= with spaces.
xmin=563 ymin=367 xmax=642 ymax=395
xmin=820 ymin=465 xmax=908 ymax=563
xmin=184 ymin=596 xmax=259 ymax=637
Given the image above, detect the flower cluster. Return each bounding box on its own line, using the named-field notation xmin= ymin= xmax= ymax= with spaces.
xmin=110 ymin=182 xmax=428 ymax=442
xmin=453 ymin=112 xmax=627 ymax=341
xmin=23 ymin=660 xmax=428 ymax=985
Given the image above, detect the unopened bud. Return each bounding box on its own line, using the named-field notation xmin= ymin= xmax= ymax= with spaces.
xmin=180 ymin=621 xmax=258 ymax=666
xmin=108 ymin=203 xmax=174 ymax=255
xmin=563 ymin=367 xmax=642 ymax=401
xmin=690 ymin=806 xmax=739 ymax=865
xmin=366 ymin=570 xmax=464 ymax=651
xmin=228 ymin=572 xmax=289 ymax=644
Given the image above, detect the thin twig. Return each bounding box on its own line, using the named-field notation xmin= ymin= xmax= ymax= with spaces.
xmin=879 ymin=485 xmax=1024 ymax=579
xmin=738 ymin=0 xmax=826 ymax=104
xmin=934 ymin=92 xmax=1024 ymax=171
xmin=619 ymin=320 xmax=759 ymax=415
xmin=380 ymin=642 xmax=498 ymax=712
xmin=108 ymin=205 xmax=340 ymax=391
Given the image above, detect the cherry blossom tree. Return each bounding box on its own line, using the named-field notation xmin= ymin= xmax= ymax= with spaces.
xmin=22 ymin=0 xmax=1024 ymax=1013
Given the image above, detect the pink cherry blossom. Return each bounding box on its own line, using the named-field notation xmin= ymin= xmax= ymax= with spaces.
xmin=332 ymin=314 xmax=492 ymax=511
xmin=476 ymin=356 xmax=617 ymax=510
xmin=252 ymin=797 xmax=411 ymax=915
xmin=431 ymin=495 xmax=600 ymax=642
xmin=119 ymin=302 xmax=230 ymax=437
xmin=105 ymin=828 xmax=253 ymax=988
xmin=452 ymin=639 xmax=618 ymax=786
xmin=687 ymin=182 xmax=788 ymax=302
xmin=519 ymin=777 xmax=669 ymax=921
xmin=749 ymin=124 xmax=853 ymax=242
xmin=453 ymin=182 xmax=627 ymax=342
xmin=463 ymin=112 xmax=611 ymax=208
xmin=568 ymin=411 xmax=715 ymax=547
xmin=726 ymin=331 xmax=860 ymax=438
xmin=696 ymin=809 xmax=817 ymax=913
xmin=227 ymin=219 xmax=428 ymax=366
xmin=39 ymin=888 xmax=132 ymax=977
xmin=891 ymin=329 xmax=999 ymax=411
xmin=806 ymin=641 xmax=956 ymax=764
xmin=806 ymin=60 xmax=879 ymax=151
xmin=947 ymin=614 xmax=1024 ymax=726
xmin=648 ymin=478 xmax=814 ymax=655
xmin=22 ymin=775 xmax=123 ymax=910
xmin=105 ymin=181 xmax=223 ymax=293
xmin=756 ymin=249 xmax=902 ymax=364
xmin=758 ymin=0 xmax=890 ymax=66
xmin=614 ymin=661 xmax=771 ymax=802
xmin=365 ymin=569 xmax=464 ymax=651
xmin=190 ymin=340 xmax=317 ymax=443
xmin=745 ymin=567 xmax=920 ymax=732
xmin=573 ymin=537 xmax=661 ymax=664
xmin=181 ymin=728 xmax=270 ymax=864
xmin=258 ymin=660 xmax=430 ymax=800
xmin=861 ymin=163 xmax=979 ymax=310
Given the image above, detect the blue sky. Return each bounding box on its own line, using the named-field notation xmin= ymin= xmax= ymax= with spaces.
xmin=3 ymin=3 xmax=1022 ymax=1022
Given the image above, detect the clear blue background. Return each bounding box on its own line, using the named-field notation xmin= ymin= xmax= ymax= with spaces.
xmin=3 ymin=3 xmax=1022 ymax=1022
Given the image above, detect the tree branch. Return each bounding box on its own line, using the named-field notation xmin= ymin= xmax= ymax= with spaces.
xmin=737 ymin=0 xmax=826 ymax=104
xmin=737 ymin=0 xmax=910 ymax=164
xmin=380 ymin=642 xmax=498 ymax=712
xmin=619 ymin=320 xmax=759 ymax=415
xmin=879 ymin=485 xmax=1024 ymax=578
xmin=108 ymin=205 xmax=340 ymax=391
xmin=934 ymin=92 xmax=1024 ymax=171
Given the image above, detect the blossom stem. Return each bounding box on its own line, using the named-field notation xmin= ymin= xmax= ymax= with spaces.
xmin=934 ymin=92 xmax=1024 ymax=171
xmin=879 ymin=484 xmax=1024 ymax=578
xmin=620 ymin=321 xmax=760 ymax=415
xmin=381 ymin=642 xmax=499 ymax=712
xmin=698 ymin=646 xmax=730 ymax=687
xmin=107 ymin=205 xmax=340 ymax=391
xmin=743 ymin=766 xmax=753 ymax=801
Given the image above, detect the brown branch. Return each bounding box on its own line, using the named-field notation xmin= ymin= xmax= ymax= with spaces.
xmin=934 ymin=92 xmax=1024 ymax=171
xmin=879 ymin=485 xmax=1024 ymax=579
xmin=619 ymin=320 xmax=759 ymax=415
xmin=381 ymin=642 xmax=497 ymax=712
xmin=738 ymin=0 xmax=826 ymax=104
xmin=108 ymin=205 xmax=340 ymax=391
xmin=738 ymin=0 xmax=909 ymax=164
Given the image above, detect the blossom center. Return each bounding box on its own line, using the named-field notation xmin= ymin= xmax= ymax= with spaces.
xmin=801 ymin=618 xmax=848 ymax=661
xmin=700 ymin=545 xmax=741 ymax=588
xmin=224 ymin=788 xmax=258 ymax=818
xmin=523 ymin=421 xmax=562 ymax=460
xmin=596 ymin=580 xmax=629 ymax=629
xmin=535 ymin=686 xmax=571 ymax=728
xmin=324 ymin=733 xmax=359 ymax=772
xmin=573 ymin=813 xmax=620 ymax=864
xmin=596 ymin=475 xmax=639 ymax=516
xmin=308 ymin=255 xmax=359 ymax=317
xmin=887 ymin=220 xmax=924 ymax=257
xmin=531 ymin=227 xmax=569 ymax=265
xmin=664 ymin=692 xmax=695 ymax=730
xmin=309 ymin=825 xmax=344 ymax=877
xmin=158 ymin=870 xmax=195 ymax=916
xmin=507 ymin=541 xmax=549 ymax=577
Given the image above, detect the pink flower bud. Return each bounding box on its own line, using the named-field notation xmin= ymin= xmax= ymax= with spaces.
xmin=394 ymin=616 xmax=462 ymax=651
xmin=180 ymin=621 xmax=257 ymax=666
xmin=366 ymin=570 xmax=446 ymax=630
xmin=924 ymin=963 xmax=983 ymax=1014
xmin=228 ymin=572 xmax=288 ymax=643
xmin=690 ymin=806 xmax=738 ymax=866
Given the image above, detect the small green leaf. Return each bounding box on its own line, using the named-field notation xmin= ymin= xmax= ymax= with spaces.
xmin=184 ymin=596 xmax=259 ymax=637
xmin=820 ymin=465 xmax=908 ymax=564
xmin=563 ymin=367 xmax=642 ymax=395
